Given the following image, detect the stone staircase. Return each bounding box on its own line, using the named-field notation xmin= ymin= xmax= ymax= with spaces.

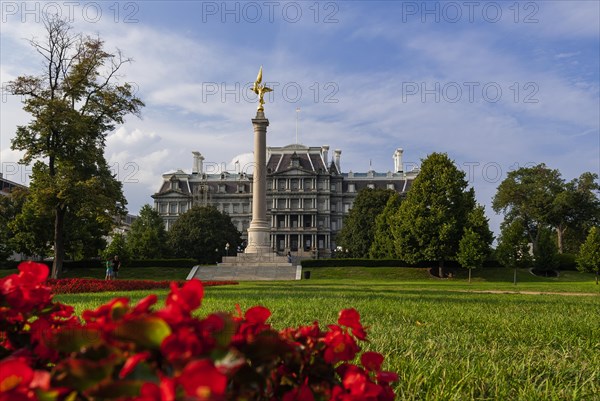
xmin=187 ymin=252 xmax=300 ymax=281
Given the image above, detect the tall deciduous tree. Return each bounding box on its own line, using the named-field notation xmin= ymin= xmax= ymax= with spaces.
xmin=493 ymin=165 xmax=599 ymax=254
xmin=576 ymin=226 xmax=600 ymax=285
xmin=337 ymin=188 xmax=396 ymax=258
xmin=392 ymin=152 xmax=476 ymax=277
xmin=457 ymin=206 xmax=494 ymax=283
xmin=369 ymin=193 xmax=403 ymax=259
xmin=168 ymin=206 xmax=240 ymax=264
xmin=127 ymin=204 xmax=169 ymax=259
xmin=496 ymin=218 xmax=532 ymax=285
xmin=8 ymin=16 xmax=143 ymax=278
xmin=551 ymin=172 xmax=600 ymax=253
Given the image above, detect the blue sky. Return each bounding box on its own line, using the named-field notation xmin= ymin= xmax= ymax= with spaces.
xmin=1 ymin=1 xmax=599 ymax=235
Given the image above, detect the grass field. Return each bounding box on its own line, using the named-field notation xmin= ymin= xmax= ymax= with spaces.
xmin=39 ymin=266 xmax=600 ymax=400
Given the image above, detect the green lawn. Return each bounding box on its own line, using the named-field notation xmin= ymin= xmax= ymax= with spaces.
xmin=43 ymin=266 xmax=600 ymax=400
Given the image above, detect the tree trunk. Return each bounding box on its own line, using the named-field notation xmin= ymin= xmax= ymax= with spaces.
xmin=556 ymin=226 xmax=564 ymax=254
xmin=438 ymin=260 xmax=444 ymax=278
xmin=52 ymin=205 xmax=65 ymax=279
xmin=513 ymin=267 xmax=517 ymax=285
xmin=596 ymin=271 xmax=598 ymax=285
xmin=468 ymin=267 xmax=472 ymax=283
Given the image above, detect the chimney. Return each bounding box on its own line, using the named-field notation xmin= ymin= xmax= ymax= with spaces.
xmin=393 ymin=148 xmax=404 ymax=173
xmin=192 ymin=151 xmax=204 ymax=174
xmin=334 ymin=149 xmax=342 ymax=172
xmin=321 ymin=145 xmax=330 ymax=166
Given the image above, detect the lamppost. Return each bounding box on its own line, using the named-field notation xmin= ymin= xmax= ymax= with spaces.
xmin=225 ymin=242 xmax=230 ymax=256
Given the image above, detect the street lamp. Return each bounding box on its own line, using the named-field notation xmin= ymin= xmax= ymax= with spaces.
xmin=225 ymin=242 xmax=230 ymax=256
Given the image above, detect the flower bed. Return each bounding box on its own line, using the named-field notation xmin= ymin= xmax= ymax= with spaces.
xmin=1 ymin=262 xmax=398 ymax=401
xmin=47 ymin=278 xmax=238 ymax=294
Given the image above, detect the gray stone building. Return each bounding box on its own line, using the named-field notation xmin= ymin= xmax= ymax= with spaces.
xmin=152 ymin=145 xmax=418 ymax=257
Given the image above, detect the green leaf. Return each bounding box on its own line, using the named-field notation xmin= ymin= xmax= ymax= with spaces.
xmin=114 ymin=317 xmax=171 ymax=349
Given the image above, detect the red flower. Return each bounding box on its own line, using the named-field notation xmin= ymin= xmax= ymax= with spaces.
xmin=18 ymin=261 xmax=49 ymax=283
xmin=0 ymin=358 xmax=33 ymax=392
xmin=323 ymin=326 xmax=360 ymax=364
xmin=179 ymin=359 xmax=227 ymax=400
xmin=161 ymin=327 xmax=204 ymax=364
xmin=136 ymin=377 xmax=175 ymax=401
xmin=245 ymin=306 xmax=271 ymax=325
xmin=166 ymin=279 xmax=204 ymax=313
xmin=361 ymin=352 xmax=384 ymax=372
xmin=282 ymin=382 xmax=315 ymax=401
xmin=338 ymin=309 xmax=367 ymax=341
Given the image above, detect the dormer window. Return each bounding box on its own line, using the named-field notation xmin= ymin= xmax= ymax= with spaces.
xmin=171 ymin=181 xmax=178 ymax=190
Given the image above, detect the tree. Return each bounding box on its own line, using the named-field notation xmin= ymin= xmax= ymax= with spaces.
xmin=168 ymin=206 xmax=240 ymax=264
xmin=336 ymin=188 xmax=395 ymax=258
xmin=576 ymin=226 xmax=600 ymax=285
xmin=102 ymin=233 xmax=130 ymax=264
xmin=127 ymin=205 xmax=169 ymax=259
xmin=392 ymin=153 xmax=476 ymax=277
xmin=551 ymin=173 xmax=600 ymax=253
xmin=457 ymin=206 xmax=494 ymax=283
xmin=493 ymin=165 xmax=599 ymax=255
xmin=496 ymin=219 xmax=532 ymax=285
xmin=8 ymin=16 xmax=143 ymax=278
xmin=0 ymin=189 xmax=29 ymax=264
xmin=369 ymin=193 xmax=403 ymax=259
xmin=533 ymin=227 xmax=559 ymax=271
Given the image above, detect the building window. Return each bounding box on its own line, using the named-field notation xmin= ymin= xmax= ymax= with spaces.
xmin=331 ymin=220 xmax=337 ymax=231
xmin=160 ymin=203 xmax=167 ymax=214
xmin=344 ymin=203 xmax=351 ymax=213
xmin=387 ymin=183 xmax=395 ymax=190
xmin=330 ymin=184 xmax=336 ymax=191
xmin=233 ymin=204 xmax=239 ymax=213
xmin=219 ymin=184 xmax=226 ymax=193
xmin=169 ymin=203 xmax=177 ymax=214
xmin=367 ymin=184 xmax=375 ymax=189
xmin=349 ymin=183 xmax=356 ymax=193
xmin=238 ymin=184 xmax=245 ymax=193
xmin=180 ymin=203 xmax=187 ymax=213
xmin=291 ymin=179 xmax=299 ymax=190
xmin=291 ymin=199 xmax=300 ymax=209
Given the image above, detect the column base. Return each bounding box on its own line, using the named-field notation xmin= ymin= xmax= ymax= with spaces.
xmin=245 ymin=220 xmax=271 ymax=254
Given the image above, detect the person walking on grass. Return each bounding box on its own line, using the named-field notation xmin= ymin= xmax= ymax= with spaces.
xmin=105 ymin=259 xmax=114 ymax=280
xmin=112 ymin=255 xmax=121 ymax=278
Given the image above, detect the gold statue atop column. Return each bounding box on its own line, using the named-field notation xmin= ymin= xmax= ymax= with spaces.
xmin=252 ymin=66 xmax=273 ymax=112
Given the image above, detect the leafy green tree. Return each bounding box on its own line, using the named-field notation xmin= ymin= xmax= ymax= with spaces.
xmin=102 ymin=233 xmax=130 ymax=264
xmin=496 ymin=219 xmax=532 ymax=285
xmin=8 ymin=16 xmax=143 ymax=278
xmin=168 ymin=206 xmax=240 ymax=264
xmin=392 ymin=153 xmax=476 ymax=277
xmin=8 ymin=187 xmax=53 ymax=259
xmin=126 ymin=205 xmax=169 ymax=259
xmin=551 ymin=172 xmax=600 ymax=253
xmin=336 ymin=188 xmax=396 ymax=258
xmin=0 ymin=189 xmax=29 ymax=264
xmin=576 ymin=226 xmax=600 ymax=285
xmin=457 ymin=206 xmax=494 ymax=283
xmin=369 ymin=193 xmax=403 ymax=259
xmin=533 ymin=227 xmax=559 ymax=271
xmin=493 ymin=165 xmax=599 ymax=255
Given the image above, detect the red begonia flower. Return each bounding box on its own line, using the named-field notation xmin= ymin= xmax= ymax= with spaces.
xmin=338 ymin=308 xmax=361 ymax=330
xmin=179 ymin=359 xmax=227 ymax=400
xmin=0 ymin=358 xmax=33 ymax=392
xmin=361 ymin=352 xmax=384 ymax=372
xmin=244 ymin=306 xmax=271 ymax=325
xmin=18 ymin=261 xmax=49 ymax=283
xmin=166 ymin=279 xmax=204 ymax=313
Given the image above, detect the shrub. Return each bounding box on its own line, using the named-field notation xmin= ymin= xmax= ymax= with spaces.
xmin=0 ymin=262 xmax=398 ymax=401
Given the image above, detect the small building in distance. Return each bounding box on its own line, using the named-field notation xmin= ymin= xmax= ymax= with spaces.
xmin=152 ymin=145 xmax=418 ymax=257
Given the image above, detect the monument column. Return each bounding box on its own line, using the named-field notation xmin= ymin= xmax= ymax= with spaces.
xmin=245 ymin=110 xmax=271 ymax=254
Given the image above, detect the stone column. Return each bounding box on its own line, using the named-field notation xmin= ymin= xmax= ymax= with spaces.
xmin=245 ymin=111 xmax=271 ymax=254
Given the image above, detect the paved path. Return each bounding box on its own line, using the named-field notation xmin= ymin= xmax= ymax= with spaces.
xmin=454 ymin=289 xmax=599 ymax=297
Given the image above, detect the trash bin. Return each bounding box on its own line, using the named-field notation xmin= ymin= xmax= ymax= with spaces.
xmin=303 ymin=271 xmax=311 ymax=279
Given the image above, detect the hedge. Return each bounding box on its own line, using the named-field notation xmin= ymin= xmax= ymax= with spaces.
xmin=301 ymin=258 xmax=500 ymax=268
xmin=1 ymin=259 xmax=198 ymax=270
